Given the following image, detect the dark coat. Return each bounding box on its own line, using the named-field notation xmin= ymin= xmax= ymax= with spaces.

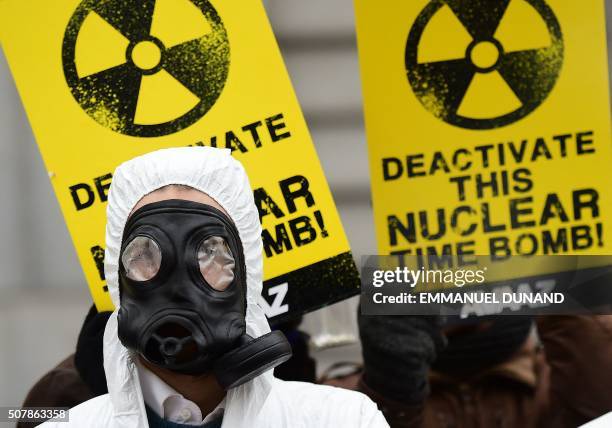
xmin=327 ymin=316 xmax=612 ymax=428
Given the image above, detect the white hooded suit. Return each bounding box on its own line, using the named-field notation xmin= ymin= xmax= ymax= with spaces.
xmin=40 ymin=147 xmax=387 ymax=428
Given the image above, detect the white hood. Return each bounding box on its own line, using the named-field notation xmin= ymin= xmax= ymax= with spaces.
xmin=102 ymin=147 xmax=273 ymax=427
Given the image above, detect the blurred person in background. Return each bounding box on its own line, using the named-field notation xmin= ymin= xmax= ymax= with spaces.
xmin=343 ymin=314 xmax=612 ymax=428
xmin=39 ymin=147 xmax=387 ymax=428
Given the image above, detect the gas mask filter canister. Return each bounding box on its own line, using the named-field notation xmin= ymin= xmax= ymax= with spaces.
xmin=117 ymin=199 xmax=292 ymax=389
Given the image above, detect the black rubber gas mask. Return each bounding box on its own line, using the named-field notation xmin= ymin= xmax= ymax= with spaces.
xmin=117 ymin=199 xmax=291 ymax=389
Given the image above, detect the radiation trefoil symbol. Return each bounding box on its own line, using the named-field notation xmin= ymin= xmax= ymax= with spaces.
xmin=62 ymin=0 xmax=230 ymax=137
xmin=405 ymin=0 xmax=563 ymax=130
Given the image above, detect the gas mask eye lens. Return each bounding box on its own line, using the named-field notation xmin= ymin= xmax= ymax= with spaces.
xmin=197 ymin=236 xmax=235 ymax=291
xmin=121 ymin=236 xmax=162 ymax=282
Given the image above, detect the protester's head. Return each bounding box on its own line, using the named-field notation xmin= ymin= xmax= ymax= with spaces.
xmin=103 ymin=147 xmax=291 ymax=390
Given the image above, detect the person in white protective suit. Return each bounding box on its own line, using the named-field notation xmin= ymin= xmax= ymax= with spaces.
xmin=40 ymin=147 xmax=387 ymax=428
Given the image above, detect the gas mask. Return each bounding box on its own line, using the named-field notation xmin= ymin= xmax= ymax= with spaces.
xmin=117 ymin=199 xmax=292 ymax=389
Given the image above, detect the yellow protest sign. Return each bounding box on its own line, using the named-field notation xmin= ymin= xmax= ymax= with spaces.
xmin=1 ymin=0 xmax=359 ymax=322
xmin=354 ymin=0 xmax=612 ymax=272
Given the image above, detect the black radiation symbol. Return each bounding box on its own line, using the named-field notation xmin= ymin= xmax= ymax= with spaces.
xmin=405 ymin=0 xmax=563 ymax=130
xmin=62 ymin=0 xmax=230 ymax=137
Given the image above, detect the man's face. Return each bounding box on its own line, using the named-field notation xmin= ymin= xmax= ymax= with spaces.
xmin=118 ymin=185 xmax=247 ymax=375
xmin=129 ymin=185 xmax=234 ymax=347
xmin=118 ymin=184 xmax=292 ymax=387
